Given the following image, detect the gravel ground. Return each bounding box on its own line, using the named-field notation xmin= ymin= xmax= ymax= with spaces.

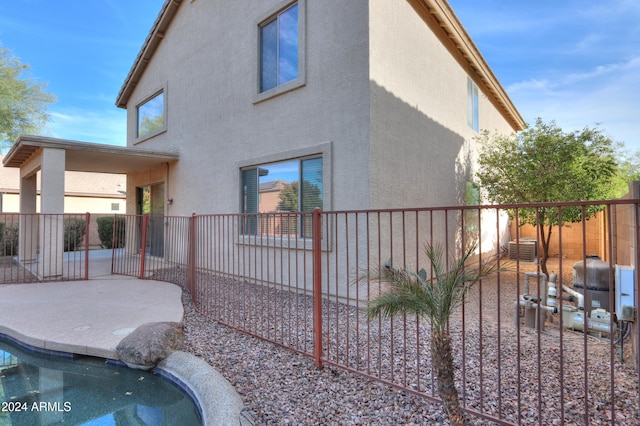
xmin=181 ymin=290 xmax=450 ymax=425
xmin=177 ymin=259 xmax=639 ymax=426
xmin=0 ymin=256 xmax=38 ymax=283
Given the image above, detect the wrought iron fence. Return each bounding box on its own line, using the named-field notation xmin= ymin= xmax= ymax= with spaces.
xmin=0 ymin=213 xmax=90 ymax=283
xmin=5 ymin=200 xmax=639 ymax=424
xmin=108 ymin=200 xmax=640 ymax=425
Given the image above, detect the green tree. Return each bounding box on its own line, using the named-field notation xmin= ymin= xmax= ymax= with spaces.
xmin=277 ymin=181 xmax=298 ymax=212
xmin=139 ymin=114 xmax=164 ymax=137
xmin=367 ymin=244 xmax=497 ymax=425
xmin=0 ymin=47 xmax=55 ymax=150
xmin=475 ymin=118 xmax=619 ymax=275
xmin=277 ymin=180 xmax=323 ymax=212
xmin=613 ymin=147 xmax=640 ymax=193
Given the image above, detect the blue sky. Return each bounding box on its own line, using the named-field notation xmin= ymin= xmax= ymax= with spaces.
xmin=448 ymin=0 xmax=640 ymax=151
xmin=0 ymin=1 xmax=638 ymax=151
xmin=0 ymin=0 xmax=164 ymax=146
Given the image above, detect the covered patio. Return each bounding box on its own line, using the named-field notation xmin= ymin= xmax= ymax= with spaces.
xmin=2 ymin=135 xmax=178 ymax=279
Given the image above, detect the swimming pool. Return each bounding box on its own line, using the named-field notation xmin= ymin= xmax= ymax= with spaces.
xmin=0 ymin=336 xmax=202 ymax=425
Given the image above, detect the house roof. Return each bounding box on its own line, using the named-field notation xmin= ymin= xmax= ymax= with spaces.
xmin=3 ymin=135 xmax=179 ymax=174
xmin=116 ymin=0 xmax=525 ymax=130
xmin=116 ymin=0 xmax=183 ymax=109
xmin=414 ymin=0 xmax=525 ymax=130
xmin=260 ymin=180 xmax=291 ymax=193
xmin=0 ymin=155 xmax=126 ymax=198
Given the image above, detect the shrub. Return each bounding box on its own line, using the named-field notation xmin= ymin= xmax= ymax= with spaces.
xmin=96 ymin=216 xmax=126 ymax=249
xmin=0 ymin=222 xmax=5 ymax=251
xmin=2 ymin=223 xmax=19 ymax=256
xmin=64 ymin=217 xmax=87 ymax=252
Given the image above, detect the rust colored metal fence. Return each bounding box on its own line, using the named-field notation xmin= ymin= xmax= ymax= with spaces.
xmin=107 ymin=202 xmax=639 ymax=424
xmin=0 ymin=213 xmax=90 ymax=283
xmin=111 ymin=214 xmax=191 ymax=280
xmin=4 ymin=205 xmax=636 ymax=422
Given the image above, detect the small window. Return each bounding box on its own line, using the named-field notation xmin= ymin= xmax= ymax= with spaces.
xmin=111 ymin=203 xmax=120 ymax=211
xmin=260 ymin=3 xmax=299 ymax=92
xmin=241 ymin=156 xmax=322 ymax=237
xmin=467 ymin=77 xmax=479 ymax=132
xmin=137 ymin=91 xmax=165 ymax=139
xmin=465 ymin=181 xmax=480 ymax=233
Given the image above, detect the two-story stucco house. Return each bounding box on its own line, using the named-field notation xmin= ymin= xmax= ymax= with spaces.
xmin=116 ymin=0 xmax=524 ymax=221
xmin=3 ymin=0 xmax=523 ymax=281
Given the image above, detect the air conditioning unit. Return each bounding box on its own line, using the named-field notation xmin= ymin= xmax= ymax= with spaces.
xmin=508 ymin=239 xmax=537 ymax=262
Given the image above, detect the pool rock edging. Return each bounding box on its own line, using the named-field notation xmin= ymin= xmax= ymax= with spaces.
xmin=116 ymin=321 xmax=184 ymax=370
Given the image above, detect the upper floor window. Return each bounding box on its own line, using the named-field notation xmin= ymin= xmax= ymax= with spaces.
xmin=255 ymin=0 xmax=306 ymax=98
xmin=467 ymin=77 xmax=479 ymax=132
xmin=260 ymin=3 xmax=298 ymax=92
xmin=137 ymin=91 xmax=165 ymax=139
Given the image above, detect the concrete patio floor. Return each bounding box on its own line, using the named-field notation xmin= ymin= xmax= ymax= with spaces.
xmin=0 ymin=278 xmax=183 ymax=359
xmin=0 ymin=248 xmax=183 ymax=359
xmin=0 ymin=262 xmax=248 ymax=425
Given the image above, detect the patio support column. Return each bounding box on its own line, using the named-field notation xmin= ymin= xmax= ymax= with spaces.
xmin=18 ymin=174 xmax=38 ymax=263
xmin=38 ymin=147 xmax=65 ymax=278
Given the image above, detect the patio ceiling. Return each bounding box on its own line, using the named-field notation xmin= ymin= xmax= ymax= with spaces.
xmin=3 ymin=135 xmax=178 ymax=174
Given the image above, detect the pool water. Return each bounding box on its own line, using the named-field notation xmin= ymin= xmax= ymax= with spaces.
xmin=0 ymin=337 xmax=201 ymax=425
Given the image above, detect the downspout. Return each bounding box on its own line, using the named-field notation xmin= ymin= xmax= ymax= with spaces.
xmin=165 ymin=162 xmax=173 ymax=209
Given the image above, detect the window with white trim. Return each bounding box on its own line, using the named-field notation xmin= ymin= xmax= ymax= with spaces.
xmin=241 ymin=156 xmax=322 ymax=237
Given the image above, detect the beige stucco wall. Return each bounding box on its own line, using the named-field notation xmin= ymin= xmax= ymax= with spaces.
xmin=366 ymin=0 xmax=517 ymax=257
xmin=368 ymin=0 xmax=516 ymax=211
xmin=125 ymin=0 xmax=517 ymax=217
xmin=126 ymin=0 xmax=371 ymax=216
xmin=1 ymin=193 xmax=124 ymax=215
xmin=120 ymin=0 xmax=523 ymax=296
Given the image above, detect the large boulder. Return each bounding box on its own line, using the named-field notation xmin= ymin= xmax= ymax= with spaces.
xmin=116 ymin=322 xmax=184 ymax=370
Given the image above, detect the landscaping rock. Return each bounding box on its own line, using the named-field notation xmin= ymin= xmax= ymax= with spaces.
xmin=116 ymin=322 xmax=184 ymax=370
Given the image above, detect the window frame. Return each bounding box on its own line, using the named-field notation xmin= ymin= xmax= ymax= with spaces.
xmin=241 ymin=155 xmax=322 ymax=238
xmin=254 ymin=0 xmax=307 ymax=104
xmin=236 ymin=142 xmax=332 ymax=249
xmin=465 ymin=180 xmax=481 ymax=233
xmin=135 ymin=88 xmax=167 ymax=142
xmin=467 ymin=77 xmax=479 ymax=132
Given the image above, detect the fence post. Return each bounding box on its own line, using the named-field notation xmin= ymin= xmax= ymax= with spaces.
xmin=188 ymin=213 xmax=196 ymax=296
xmin=84 ymin=212 xmax=90 ymax=280
xmin=139 ymin=214 xmax=148 ymax=279
xmin=312 ymin=207 xmax=323 ymax=369
xmin=110 ymin=215 xmax=117 ymax=274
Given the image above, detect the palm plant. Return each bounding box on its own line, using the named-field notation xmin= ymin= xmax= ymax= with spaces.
xmin=367 ymin=243 xmax=498 ymax=425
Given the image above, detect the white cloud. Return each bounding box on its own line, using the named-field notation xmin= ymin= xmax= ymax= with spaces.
xmin=448 ymin=0 xmax=640 ymax=151
xmin=48 ymin=107 xmax=127 ymax=146
xmin=507 ymin=57 xmax=640 ymax=150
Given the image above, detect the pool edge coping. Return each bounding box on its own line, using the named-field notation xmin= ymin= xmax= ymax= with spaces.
xmin=156 ymin=351 xmax=252 ymax=425
xmin=0 ymin=332 xmax=252 ymax=426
